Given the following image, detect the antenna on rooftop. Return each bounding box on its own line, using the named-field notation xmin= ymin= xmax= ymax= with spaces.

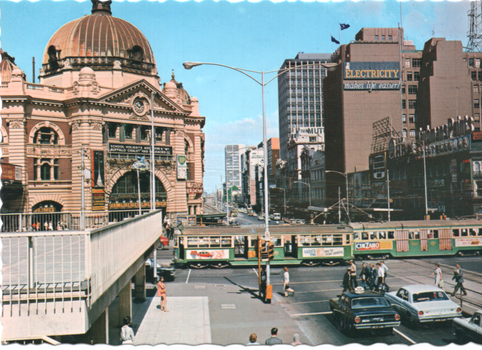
xmin=466 ymin=0 xmax=482 ymax=52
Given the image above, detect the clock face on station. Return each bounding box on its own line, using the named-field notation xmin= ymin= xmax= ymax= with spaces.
xmin=132 ymin=98 xmax=146 ymax=115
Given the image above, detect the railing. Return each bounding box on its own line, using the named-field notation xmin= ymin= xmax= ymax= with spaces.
xmin=0 ymin=210 xmax=153 ymax=233
xmin=26 ymin=83 xmax=65 ymax=93
xmin=1 ymin=210 xmax=162 ymax=324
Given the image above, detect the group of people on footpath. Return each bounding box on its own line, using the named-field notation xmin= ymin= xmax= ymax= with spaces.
xmin=343 ymin=260 xmax=390 ymax=293
xmin=246 ymin=328 xmax=302 ymax=345
xmin=163 ymin=216 xmax=184 ymax=239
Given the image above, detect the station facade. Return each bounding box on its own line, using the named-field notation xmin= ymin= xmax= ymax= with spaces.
xmin=0 ymin=0 xmax=205 ymax=222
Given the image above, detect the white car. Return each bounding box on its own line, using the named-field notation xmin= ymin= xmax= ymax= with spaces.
xmin=453 ymin=310 xmax=482 ymax=344
xmin=384 ymin=284 xmax=462 ymax=325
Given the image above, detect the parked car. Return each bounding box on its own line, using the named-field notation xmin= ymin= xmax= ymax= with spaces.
xmin=329 ymin=287 xmax=400 ymax=334
xmin=273 ymin=213 xmax=281 ymax=221
xmin=453 ymin=310 xmax=482 ymax=344
xmin=145 ymin=258 xmax=175 ymax=282
xmin=289 ymin=218 xmax=297 ymax=225
xmin=158 ymin=235 xmax=169 ymax=250
xmin=384 ymin=284 xmax=462 ymax=326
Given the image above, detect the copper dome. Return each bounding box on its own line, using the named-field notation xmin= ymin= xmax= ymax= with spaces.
xmin=42 ymin=0 xmax=156 ymax=76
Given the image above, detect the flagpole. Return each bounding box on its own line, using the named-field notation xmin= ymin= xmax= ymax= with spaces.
xmin=339 ymin=23 xmax=341 ymax=42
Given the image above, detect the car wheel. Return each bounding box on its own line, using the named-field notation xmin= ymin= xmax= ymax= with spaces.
xmin=157 ymin=242 xmax=165 ymax=250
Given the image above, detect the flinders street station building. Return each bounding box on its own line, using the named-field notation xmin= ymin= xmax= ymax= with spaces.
xmin=0 ymin=0 xmax=205 ymax=224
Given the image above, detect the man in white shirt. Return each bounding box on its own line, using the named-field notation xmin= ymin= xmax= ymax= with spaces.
xmin=380 ymin=260 xmax=389 ymax=291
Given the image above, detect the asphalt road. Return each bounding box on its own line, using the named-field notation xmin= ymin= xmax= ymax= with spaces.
xmin=153 ymin=244 xmax=481 ymax=346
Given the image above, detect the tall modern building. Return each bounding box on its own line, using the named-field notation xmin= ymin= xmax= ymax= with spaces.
xmin=277 ymin=52 xmax=331 ymax=161
xmin=225 ymin=144 xmax=244 ymax=192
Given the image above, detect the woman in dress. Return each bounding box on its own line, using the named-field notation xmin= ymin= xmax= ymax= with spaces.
xmin=283 ymin=266 xmax=295 ymax=297
xmin=430 ymin=263 xmax=443 ymax=289
xmin=157 ymin=276 xmax=168 ymax=311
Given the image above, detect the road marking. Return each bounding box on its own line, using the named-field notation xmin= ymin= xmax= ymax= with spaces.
xmin=290 ymin=289 xmax=342 ymax=294
xmin=186 ymin=269 xmax=191 ymax=284
xmin=221 ymin=304 xmax=236 ymax=309
xmin=393 ymin=328 xmax=416 ymax=344
xmin=290 ymin=300 xmax=330 ymax=305
xmin=292 ymin=311 xmax=332 ymax=317
xmin=271 ymin=280 xmax=342 ymax=285
xmin=253 ymin=268 xmax=258 ymax=277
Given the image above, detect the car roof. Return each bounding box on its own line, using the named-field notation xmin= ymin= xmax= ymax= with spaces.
xmin=398 ymin=284 xmax=444 ymax=293
xmin=343 ymin=290 xmax=384 ymax=298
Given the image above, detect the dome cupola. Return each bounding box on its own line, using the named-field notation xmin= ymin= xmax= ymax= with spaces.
xmin=42 ymin=0 xmax=156 ymax=77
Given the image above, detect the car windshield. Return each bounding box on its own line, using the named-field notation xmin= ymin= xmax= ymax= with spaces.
xmin=351 ymin=297 xmax=390 ymax=309
xmin=412 ymin=291 xmax=449 ymax=303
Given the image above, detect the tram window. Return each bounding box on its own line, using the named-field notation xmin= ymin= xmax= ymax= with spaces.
xmin=272 ymin=238 xmax=281 ymax=246
xmin=461 ymin=229 xmax=468 ymax=237
xmin=408 ymin=232 xmax=414 ymax=239
xmin=479 ymin=229 xmax=482 ymax=236
xmin=199 ymin=236 xmax=209 ymax=247
xmin=453 ymin=229 xmax=459 ymax=237
xmin=433 ymin=230 xmax=439 ymax=238
xmin=414 ymin=232 xmax=420 ymax=239
xmin=333 ymin=235 xmax=343 ymax=245
xmin=362 ymin=232 xmax=369 ymax=240
xmin=370 ymin=232 xmax=377 ymax=240
xmin=379 ymin=232 xmax=386 ymax=239
xmin=312 ymin=235 xmax=321 ymax=246
xmin=300 ymin=235 xmax=311 ymax=246
xmin=210 ymin=237 xmax=220 ymax=247
xmin=354 ymin=232 xmax=360 ymax=240
xmin=346 ymin=234 xmax=350 ymax=244
xmin=470 ymin=229 xmax=477 ymax=236
xmin=221 ymin=236 xmax=232 ymax=247
xmin=187 ymin=237 xmax=198 ymax=247
xmin=322 ymin=235 xmax=333 ymax=246
xmin=388 ymin=231 xmax=394 ymax=239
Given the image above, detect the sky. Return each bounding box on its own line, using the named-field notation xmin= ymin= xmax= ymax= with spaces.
xmin=0 ymin=0 xmax=472 ymax=194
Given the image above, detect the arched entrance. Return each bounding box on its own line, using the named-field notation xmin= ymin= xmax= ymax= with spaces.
xmin=108 ymin=170 xmax=167 ymax=221
xmin=31 ymin=201 xmax=63 ymax=231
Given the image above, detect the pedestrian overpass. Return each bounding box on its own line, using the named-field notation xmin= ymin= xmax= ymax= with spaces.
xmin=1 ymin=210 xmax=162 ymax=344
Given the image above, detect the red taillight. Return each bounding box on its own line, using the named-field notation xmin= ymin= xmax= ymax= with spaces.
xmin=355 ymin=316 xmax=361 ymax=323
xmin=395 ymin=314 xmax=400 ymax=321
xmin=418 ymin=311 xmax=424 ymax=316
xmin=457 ymin=307 xmax=462 ymax=313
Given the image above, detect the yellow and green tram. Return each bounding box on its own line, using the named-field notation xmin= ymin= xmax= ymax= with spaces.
xmin=351 ymin=219 xmax=482 ymax=260
xmin=173 ymin=225 xmax=354 ymax=268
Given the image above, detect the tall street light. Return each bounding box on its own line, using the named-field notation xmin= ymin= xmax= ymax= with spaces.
xmin=325 ymin=170 xmax=349 ymax=221
xmin=184 ymin=61 xmax=310 ymax=299
xmin=293 ymin=180 xmax=311 ymax=207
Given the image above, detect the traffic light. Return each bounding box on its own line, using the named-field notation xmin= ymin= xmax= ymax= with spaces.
xmin=260 ymin=240 xmax=269 ymax=261
xmin=267 ymin=241 xmax=274 ymax=261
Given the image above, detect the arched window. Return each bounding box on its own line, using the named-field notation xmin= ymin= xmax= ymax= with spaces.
xmin=33 ymin=158 xmax=59 ymax=181
xmin=185 ymin=140 xmax=189 ymax=154
xmin=34 ymin=127 xmax=58 ymax=145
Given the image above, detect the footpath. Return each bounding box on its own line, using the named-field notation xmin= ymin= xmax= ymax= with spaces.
xmin=124 ymin=283 xmax=307 ymax=346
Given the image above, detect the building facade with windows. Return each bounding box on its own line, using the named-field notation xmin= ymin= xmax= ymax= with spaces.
xmin=0 ymin=0 xmax=205 ymax=221
xmin=277 ymin=53 xmax=331 ymax=161
xmin=225 ymin=144 xmax=244 ymax=194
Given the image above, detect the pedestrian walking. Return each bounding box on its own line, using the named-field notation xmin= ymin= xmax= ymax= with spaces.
xmin=376 ymin=262 xmax=385 ymax=292
xmin=359 ymin=262 xmax=369 ymax=289
xmin=451 ymin=264 xmax=467 ymax=296
xmin=380 ymin=260 xmax=389 ymax=291
xmin=342 ymin=267 xmax=353 ymax=292
xmin=369 ymin=263 xmax=377 ymax=290
xmin=44 ymin=221 xmax=48 ymax=231
xmin=157 ymin=276 xmax=169 ymax=312
xmin=283 ymin=267 xmax=295 ymax=297
xmin=350 ymin=260 xmax=358 ymax=289
xmin=32 ymin=222 xmax=37 ymax=231
xmin=291 ymin=333 xmax=302 ymax=346
xmin=246 ymin=333 xmax=260 ymax=345
xmin=265 ymin=327 xmax=283 ymax=345
xmin=430 ymin=263 xmax=444 ymax=289
xmin=120 ymin=316 xmax=135 ymax=344
xmin=48 ymin=221 xmax=53 ymax=231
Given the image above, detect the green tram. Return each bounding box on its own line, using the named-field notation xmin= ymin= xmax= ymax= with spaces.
xmin=173 ymin=225 xmax=354 ymax=268
xmin=351 ymin=219 xmax=482 ymax=260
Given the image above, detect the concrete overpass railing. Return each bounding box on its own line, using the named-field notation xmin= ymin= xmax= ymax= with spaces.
xmin=1 ymin=210 xmax=162 ymax=342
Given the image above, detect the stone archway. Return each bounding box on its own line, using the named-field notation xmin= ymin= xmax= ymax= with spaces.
xmin=28 ymin=121 xmax=66 ymax=145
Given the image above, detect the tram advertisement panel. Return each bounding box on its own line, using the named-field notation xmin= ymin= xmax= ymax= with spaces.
xmin=187 ymin=250 xmax=229 ymax=259
xmin=455 ymin=238 xmax=482 ymax=247
xmin=302 ymin=247 xmax=344 ymax=257
xmin=355 ymin=241 xmax=393 ymax=251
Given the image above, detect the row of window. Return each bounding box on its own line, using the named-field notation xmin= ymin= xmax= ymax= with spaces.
xmin=402 ymin=100 xmax=417 ymax=110
xmin=355 ymin=228 xmax=482 ymax=240
xmin=406 ymin=71 xmax=420 ymax=81
xmin=374 ymin=34 xmax=393 ymax=42
xmin=401 ymin=85 xmax=418 ymax=94
xmin=108 ymin=123 xmax=166 ymax=142
xmin=404 ymin=58 xmax=422 ymax=68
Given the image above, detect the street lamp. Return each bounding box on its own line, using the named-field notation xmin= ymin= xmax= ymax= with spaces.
xmin=293 ymin=181 xmax=311 ymax=207
xmin=184 ymin=60 xmax=313 ymax=300
xmin=325 ymin=170 xmax=349 ymax=221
